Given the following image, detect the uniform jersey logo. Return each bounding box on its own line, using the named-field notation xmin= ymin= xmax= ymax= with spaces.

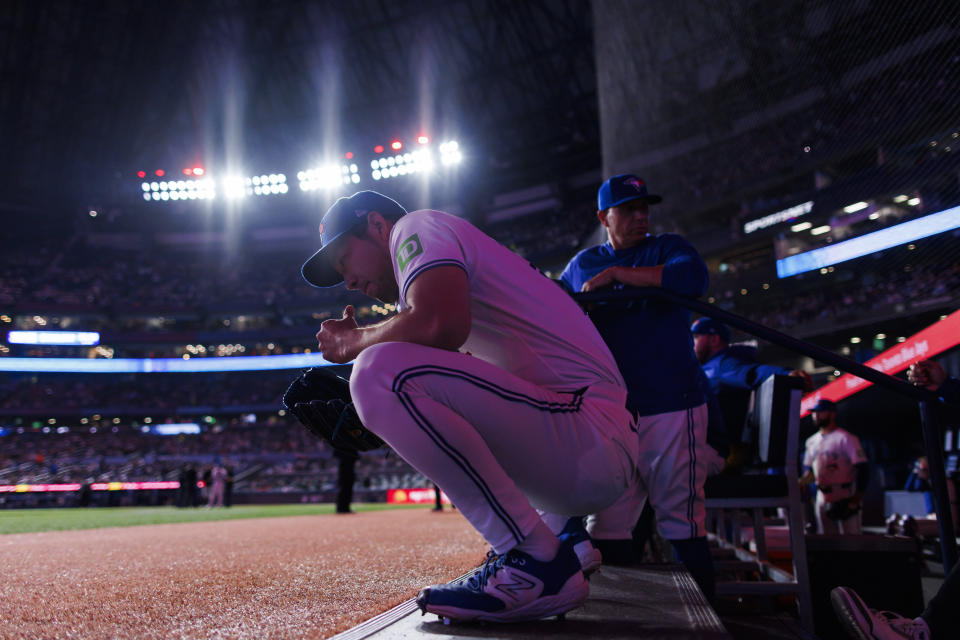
xmin=396 ymin=233 xmax=423 ymax=272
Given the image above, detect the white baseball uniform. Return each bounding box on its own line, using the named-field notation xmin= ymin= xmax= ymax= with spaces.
xmin=349 ymin=210 xmax=640 ymax=553
xmin=586 ymin=403 xmax=724 ymax=541
xmin=803 ymin=427 xmax=867 ymax=534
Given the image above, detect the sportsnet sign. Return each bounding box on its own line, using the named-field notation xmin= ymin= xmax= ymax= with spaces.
xmin=801 ymin=310 xmax=960 ymax=416
xmin=744 ymin=201 xmax=813 ymax=234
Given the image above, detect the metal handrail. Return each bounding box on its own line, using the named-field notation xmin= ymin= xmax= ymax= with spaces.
xmin=575 ymin=286 xmax=958 ymax=574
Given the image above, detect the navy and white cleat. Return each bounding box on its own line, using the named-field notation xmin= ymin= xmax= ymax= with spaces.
xmin=415 ymin=540 xmax=588 ymax=623
xmin=557 ymin=516 xmax=602 ymax=577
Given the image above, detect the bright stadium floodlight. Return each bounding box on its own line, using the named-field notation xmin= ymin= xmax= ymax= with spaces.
xmin=372 ymin=148 xmax=434 ymax=181
xmin=222 ymin=173 xmax=286 ymax=197
xmin=298 ymin=164 xmax=353 ymax=191
xmin=141 ymin=175 xmax=216 ymax=202
xmin=810 ymin=225 xmax=831 ymax=235
xmin=223 ymin=176 xmax=247 ymax=199
xmin=439 ymin=140 xmax=462 ymax=165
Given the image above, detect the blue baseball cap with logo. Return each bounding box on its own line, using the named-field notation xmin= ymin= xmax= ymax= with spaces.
xmin=598 ymin=174 xmax=663 ymax=211
xmin=301 ymin=190 xmax=407 ymax=288
xmin=690 ymin=317 xmax=731 ymax=343
xmin=811 ymin=398 xmax=838 ymax=412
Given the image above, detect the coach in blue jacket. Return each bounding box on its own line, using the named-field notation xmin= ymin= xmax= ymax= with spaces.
xmin=560 ymin=173 xmax=721 ymax=602
xmin=691 ymin=317 xmax=810 ymax=464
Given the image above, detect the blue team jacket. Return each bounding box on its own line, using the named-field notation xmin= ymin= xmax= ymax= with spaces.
xmin=701 ymin=345 xmax=792 ymax=395
xmin=560 ymin=234 xmax=708 ymax=418
xmin=701 ymin=345 xmax=792 ymax=445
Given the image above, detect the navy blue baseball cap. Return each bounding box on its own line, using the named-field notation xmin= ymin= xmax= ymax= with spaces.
xmin=690 ymin=317 xmax=731 ymax=343
xmin=598 ymin=174 xmax=662 ymax=211
xmin=301 ymin=190 xmax=407 ymax=288
xmin=811 ymin=398 xmax=837 ymax=412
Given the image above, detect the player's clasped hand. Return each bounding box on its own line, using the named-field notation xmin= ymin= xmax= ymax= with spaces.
xmin=316 ymin=305 xmax=361 ymax=363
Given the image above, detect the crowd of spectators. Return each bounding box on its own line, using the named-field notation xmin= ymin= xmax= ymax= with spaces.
xmin=0 ymin=418 xmax=429 ymax=498
xmin=0 ymin=246 xmax=350 ymax=314
xmin=486 ymin=205 xmax=598 ymax=268
xmin=0 ymin=371 xmax=293 ymax=412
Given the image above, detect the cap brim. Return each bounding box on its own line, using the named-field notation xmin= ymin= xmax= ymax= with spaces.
xmin=301 ymin=231 xmax=350 ymax=288
xmin=609 ymin=193 xmax=662 ymax=208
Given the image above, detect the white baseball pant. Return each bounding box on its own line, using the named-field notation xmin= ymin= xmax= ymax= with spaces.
xmin=815 ymin=491 xmax=862 ymax=535
xmin=587 ymin=403 xmax=721 ymax=541
xmin=349 ymin=341 xmax=639 ymax=553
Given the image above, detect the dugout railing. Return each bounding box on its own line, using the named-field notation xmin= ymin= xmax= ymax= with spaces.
xmin=574 ymin=287 xmax=958 ymax=576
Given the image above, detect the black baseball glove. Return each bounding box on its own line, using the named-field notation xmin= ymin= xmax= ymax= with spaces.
xmin=825 ymin=497 xmax=862 ymax=522
xmin=282 ymin=367 xmax=385 ymax=453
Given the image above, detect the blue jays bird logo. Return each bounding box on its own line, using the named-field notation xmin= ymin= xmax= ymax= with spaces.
xmin=625 ymin=177 xmax=645 ymax=191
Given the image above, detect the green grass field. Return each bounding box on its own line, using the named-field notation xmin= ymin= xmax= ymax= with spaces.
xmin=0 ymin=502 xmax=427 ymax=535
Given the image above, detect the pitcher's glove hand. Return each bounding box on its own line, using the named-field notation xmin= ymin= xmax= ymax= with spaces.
xmin=282 ymin=367 xmax=385 ymax=453
xmin=825 ymin=497 xmax=861 ymax=522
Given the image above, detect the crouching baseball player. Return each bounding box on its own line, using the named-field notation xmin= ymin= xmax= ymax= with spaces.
xmin=300 ymin=190 xmax=640 ymax=623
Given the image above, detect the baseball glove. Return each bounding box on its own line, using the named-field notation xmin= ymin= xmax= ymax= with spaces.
xmin=282 ymin=367 xmax=385 ymax=453
xmin=825 ymin=497 xmax=861 ymax=522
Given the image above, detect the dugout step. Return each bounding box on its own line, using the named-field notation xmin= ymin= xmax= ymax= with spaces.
xmin=331 ymin=564 xmax=730 ymax=640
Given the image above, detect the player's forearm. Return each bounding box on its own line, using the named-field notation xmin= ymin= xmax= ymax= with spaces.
xmin=354 ymin=307 xmax=469 ymax=354
xmin=660 ymin=255 xmax=709 ymax=296
xmin=611 ymin=265 xmax=664 ymax=287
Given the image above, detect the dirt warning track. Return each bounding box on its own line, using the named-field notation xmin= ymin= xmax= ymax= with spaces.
xmin=0 ymin=509 xmax=487 ymax=639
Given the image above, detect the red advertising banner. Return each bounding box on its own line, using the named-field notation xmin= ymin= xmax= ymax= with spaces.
xmin=801 ymin=309 xmax=960 ymax=416
xmin=386 ymin=488 xmax=451 ymax=505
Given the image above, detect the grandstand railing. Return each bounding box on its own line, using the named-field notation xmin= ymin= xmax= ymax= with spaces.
xmin=576 ymin=288 xmax=958 ymax=575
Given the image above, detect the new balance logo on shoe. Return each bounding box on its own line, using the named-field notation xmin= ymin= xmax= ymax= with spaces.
xmin=493 ymin=573 xmax=536 ymax=601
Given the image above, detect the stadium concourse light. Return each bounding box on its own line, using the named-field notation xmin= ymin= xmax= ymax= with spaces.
xmin=7 ymin=330 xmax=100 ymax=346
xmin=298 ymin=163 xmax=359 ymax=191
xmin=777 ymin=204 xmax=960 ymax=278
xmin=842 ymin=201 xmax=869 ymax=214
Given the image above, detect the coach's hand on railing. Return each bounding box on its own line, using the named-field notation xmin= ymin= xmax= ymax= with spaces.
xmin=908 ymin=360 xmax=947 ymax=392
xmin=789 ymin=369 xmax=813 ymax=393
